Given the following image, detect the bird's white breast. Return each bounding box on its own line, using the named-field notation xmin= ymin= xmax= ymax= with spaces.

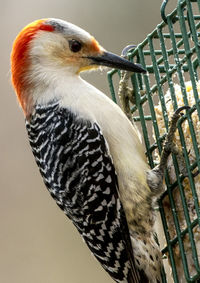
xmin=35 ymin=74 xmax=149 ymax=197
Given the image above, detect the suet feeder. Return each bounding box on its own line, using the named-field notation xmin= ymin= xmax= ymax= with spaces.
xmin=107 ymin=0 xmax=200 ymax=282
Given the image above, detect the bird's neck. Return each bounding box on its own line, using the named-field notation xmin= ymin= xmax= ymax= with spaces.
xmin=32 ymin=73 xmax=83 ymax=105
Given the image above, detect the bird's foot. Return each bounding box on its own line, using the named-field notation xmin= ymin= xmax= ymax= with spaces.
xmin=118 ymin=45 xmax=146 ymax=120
xmin=147 ymin=106 xmax=190 ymax=196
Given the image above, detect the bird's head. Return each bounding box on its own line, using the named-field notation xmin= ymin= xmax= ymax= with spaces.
xmin=11 ymin=18 xmax=146 ymax=117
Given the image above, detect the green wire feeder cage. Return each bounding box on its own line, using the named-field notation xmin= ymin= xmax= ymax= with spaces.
xmin=107 ymin=0 xmax=200 ymax=282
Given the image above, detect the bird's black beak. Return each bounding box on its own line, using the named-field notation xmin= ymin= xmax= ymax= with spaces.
xmin=87 ymin=51 xmax=146 ymax=73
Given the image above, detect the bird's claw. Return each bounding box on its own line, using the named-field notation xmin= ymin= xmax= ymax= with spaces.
xmin=174 ymin=105 xmax=190 ymax=115
xmin=118 ymin=44 xmax=146 ymax=120
xmin=147 ymin=106 xmax=190 ymax=195
xmin=121 ymin=45 xmax=137 ymax=57
xmin=159 ymin=105 xmax=190 ymax=167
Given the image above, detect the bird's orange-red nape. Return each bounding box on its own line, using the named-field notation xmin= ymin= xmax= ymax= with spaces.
xmin=11 ymin=19 xmax=54 ymax=117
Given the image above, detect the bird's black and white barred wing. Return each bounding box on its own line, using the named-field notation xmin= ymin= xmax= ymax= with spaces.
xmin=26 ymin=102 xmax=141 ymax=283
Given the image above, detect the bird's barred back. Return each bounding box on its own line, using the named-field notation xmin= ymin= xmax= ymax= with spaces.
xmin=25 ymin=101 xmax=142 ymax=283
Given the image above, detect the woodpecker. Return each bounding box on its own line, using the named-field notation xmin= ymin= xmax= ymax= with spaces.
xmin=11 ymin=19 xmax=163 ymax=283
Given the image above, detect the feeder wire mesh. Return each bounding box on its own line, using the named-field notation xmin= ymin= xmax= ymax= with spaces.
xmin=107 ymin=0 xmax=200 ymax=282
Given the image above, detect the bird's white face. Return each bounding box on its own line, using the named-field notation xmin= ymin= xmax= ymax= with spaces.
xmin=29 ymin=19 xmax=103 ymax=74
xmin=11 ymin=18 xmax=145 ymax=117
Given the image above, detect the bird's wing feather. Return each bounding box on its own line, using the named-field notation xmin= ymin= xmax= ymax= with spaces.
xmin=26 ymin=102 xmax=142 ymax=283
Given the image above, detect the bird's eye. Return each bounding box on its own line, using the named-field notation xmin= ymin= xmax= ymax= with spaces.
xmin=69 ymin=40 xmax=82 ymax=53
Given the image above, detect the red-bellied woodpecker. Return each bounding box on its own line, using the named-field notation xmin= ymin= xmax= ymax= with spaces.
xmin=11 ymin=18 xmax=165 ymax=283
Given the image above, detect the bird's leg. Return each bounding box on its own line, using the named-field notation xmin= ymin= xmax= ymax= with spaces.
xmin=118 ymin=70 xmax=134 ymax=120
xmin=147 ymin=106 xmax=190 ymax=196
xmin=118 ymin=45 xmax=146 ymax=120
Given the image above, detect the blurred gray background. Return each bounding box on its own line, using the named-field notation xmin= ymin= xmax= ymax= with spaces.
xmin=1 ymin=1 xmax=175 ymax=282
